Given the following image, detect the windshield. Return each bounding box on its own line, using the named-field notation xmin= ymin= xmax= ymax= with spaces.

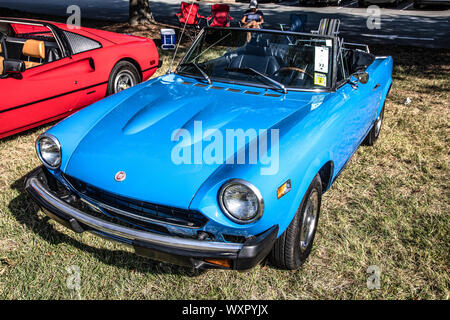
xmin=177 ymin=28 xmax=335 ymax=91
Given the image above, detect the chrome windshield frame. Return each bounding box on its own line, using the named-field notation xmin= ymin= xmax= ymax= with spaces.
xmin=175 ymin=27 xmax=338 ymax=93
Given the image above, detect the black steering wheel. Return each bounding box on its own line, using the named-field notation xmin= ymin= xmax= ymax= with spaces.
xmin=273 ymin=66 xmax=313 ymax=79
xmin=272 ymin=66 xmax=313 ymax=87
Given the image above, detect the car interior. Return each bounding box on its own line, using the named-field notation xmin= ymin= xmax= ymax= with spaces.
xmin=193 ymin=32 xmax=329 ymax=89
xmin=228 ymin=39 xmax=317 ymax=87
xmin=0 ymin=40 xmax=4 ymax=75
xmin=0 ymin=22 xmax=62 ymax=74
xmin=188 ymin=31 xmax=375 ymax=90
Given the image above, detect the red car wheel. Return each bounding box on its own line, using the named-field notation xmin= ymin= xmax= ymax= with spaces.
xmin=107 ymin=61 xmax=141 ymax=95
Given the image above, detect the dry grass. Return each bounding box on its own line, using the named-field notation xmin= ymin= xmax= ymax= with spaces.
xmin=0 ymin=15 xmax=449 ymax=299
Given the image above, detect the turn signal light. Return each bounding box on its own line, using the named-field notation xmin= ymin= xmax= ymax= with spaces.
xmin=204 ymin=258 xmax=232 ymax=268
xmin=277 ymin=179 xmax=291 ymax=199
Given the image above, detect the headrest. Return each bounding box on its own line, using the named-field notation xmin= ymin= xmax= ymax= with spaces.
xmin=23 ymin=39 xmax=45 ymax=59
xmin=0 ymin=22 xmax=9 ymax=34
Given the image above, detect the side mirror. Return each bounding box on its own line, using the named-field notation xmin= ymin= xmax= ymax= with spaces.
xmin=348 ymin=71 xmax=369 ymax=89
xmin=354 ymin=71 xmax=369 ymax=84
xmin=4 ymin=59 xmax=25 ymax=75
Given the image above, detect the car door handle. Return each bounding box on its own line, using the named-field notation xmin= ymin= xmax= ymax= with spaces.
xmin=88 ymin=58 xmax=95 ymax=71
xmin=373 ymin=83 xmax=380 ymax=91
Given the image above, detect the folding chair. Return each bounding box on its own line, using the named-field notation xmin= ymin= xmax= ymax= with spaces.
xmin=175 ymin=2 xmax=206 ymax=40
xmin=279 ymin=14 xmax=308 ymax=45
xmin=279 ymin=14 xmax=308 ymax=33
xmin=311 ymin=18 xmax=340 ymax=36
xmin=207 ymin=4 xmax=234 ymax=27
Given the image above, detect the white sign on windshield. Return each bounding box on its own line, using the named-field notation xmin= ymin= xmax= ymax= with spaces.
xmin=314 ymin=46 xmax=329 ymax=73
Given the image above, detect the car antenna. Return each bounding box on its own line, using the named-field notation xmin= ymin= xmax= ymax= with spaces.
xmin=168 ymin=0 xmax=195 ymax=74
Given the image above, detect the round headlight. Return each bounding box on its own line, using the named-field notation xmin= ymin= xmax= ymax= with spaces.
xmin=36 ymin=134 xmax=61 ymax=169
xmin=219 ymin=179 xmax=264 ymax=224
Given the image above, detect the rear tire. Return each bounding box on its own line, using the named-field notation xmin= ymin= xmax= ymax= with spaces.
xmin=363 ymin=104 xmax=385 ymax=146
xmin=107 ymin=61 xmax=141 ymax=96
xmin=269 ymin=174 xmax=322 ymax=270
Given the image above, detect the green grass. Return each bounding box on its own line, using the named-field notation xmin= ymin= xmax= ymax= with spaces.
xmin=0 ymin=43 xmax=449 ymax=299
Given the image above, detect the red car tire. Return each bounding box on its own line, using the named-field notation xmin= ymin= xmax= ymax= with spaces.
xmin=107 ymin=61 xmax=141 ymax=95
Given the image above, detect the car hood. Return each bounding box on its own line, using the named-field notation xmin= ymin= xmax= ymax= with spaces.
xmin=64 ymin=74 xmax=325 ymax=209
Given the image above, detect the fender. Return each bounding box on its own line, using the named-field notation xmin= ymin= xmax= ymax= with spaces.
xmin=278 ymin=152 xmax=333 ymax=237
xmin=377 ymin=56 xmax=394 ymax=118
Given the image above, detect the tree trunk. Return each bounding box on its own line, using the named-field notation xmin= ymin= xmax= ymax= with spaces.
xmin=129 ymin=0 xmax=155 ymax=26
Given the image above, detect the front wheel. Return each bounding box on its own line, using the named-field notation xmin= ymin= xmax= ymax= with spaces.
xmin=269 ymin=174 xmax=322 ymax=270
xmin=363 ymin=104 xmax=385 ymax=146
xmin=107 ymin=61 xmax=141 ymax=96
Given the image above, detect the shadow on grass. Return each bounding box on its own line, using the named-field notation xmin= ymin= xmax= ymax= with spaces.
xmin=371 ymin=45 xmax=450 ymax=77
xmin=0 ymin=121 xmax=56 ymax=144
xmin=8 ymin=174 xmax=206 ymax=277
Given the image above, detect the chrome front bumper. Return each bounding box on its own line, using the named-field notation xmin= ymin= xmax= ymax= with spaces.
xmin=25 ymin=167 xmax=278 ymax=270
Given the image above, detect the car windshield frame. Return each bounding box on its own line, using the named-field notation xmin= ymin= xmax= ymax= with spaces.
xmin=176 ymin=27 xmax=338 ymax=93
xmin=0 ymin=18 xmax=68 ymax=60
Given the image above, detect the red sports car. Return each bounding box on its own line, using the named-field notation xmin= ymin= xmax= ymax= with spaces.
xmin=0 ymin=17 xmax=160 ymax=139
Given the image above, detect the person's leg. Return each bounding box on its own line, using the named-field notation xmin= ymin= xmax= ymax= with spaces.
xmin=249 ymin=20 xmax=258 ymax=28
xmin=244 ymin=20 xmax=258 ymax=29
xmin=244 ymin=21 xmax=258 ymax=42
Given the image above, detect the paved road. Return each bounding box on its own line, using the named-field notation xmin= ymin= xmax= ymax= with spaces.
xmin=0 ymin=0 xmax=129 ymax=21
xmin=1 ymin=0 xmax=448 ymax=48
xmin=151 ymin=0 xmax=450 ymax=48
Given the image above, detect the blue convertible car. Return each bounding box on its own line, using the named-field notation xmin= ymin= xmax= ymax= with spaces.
xmin=26 ymin=27 xmax=392 ymax=270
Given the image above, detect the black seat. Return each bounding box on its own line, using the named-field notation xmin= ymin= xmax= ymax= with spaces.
xmin=46 ymin=47 xmax=61 ymax=63
xmin=229 ymin=54 xmax=280 ymax=75
xmin=349 ymin=50 xmax=375 ymax=74
xmin=229 ymin=45 xmax=280 ymax=75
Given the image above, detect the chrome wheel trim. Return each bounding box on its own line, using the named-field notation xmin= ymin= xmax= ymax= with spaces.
xmin=375 ymin=111 xmax=383 ymax=138
xmin=299 ymin=189 xmax=319 ymax=251
xmin=114 ymin=70 xmax=136 ymax=93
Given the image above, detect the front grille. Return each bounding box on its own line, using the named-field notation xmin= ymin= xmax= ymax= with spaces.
xmin=63 ymin=174 xmax=208 ymax=229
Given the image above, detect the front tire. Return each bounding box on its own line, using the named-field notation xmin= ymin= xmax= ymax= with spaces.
xmin=269 ymin=174 xmax=322 ymax=270
xmin=363 ymin=104 xmax=385 ymax=146
xmin=107 ymin=61 xmax=141 ymax=96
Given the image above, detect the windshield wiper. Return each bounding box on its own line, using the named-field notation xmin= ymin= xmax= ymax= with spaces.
xmin=225 ymin=67 xmax=287 ymax=94
xmin=179 ymin=62 xmax=212 ymax=85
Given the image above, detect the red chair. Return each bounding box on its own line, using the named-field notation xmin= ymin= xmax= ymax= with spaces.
xmin=175 ymin=2 xmax=205 ymax=27
xmin=207 ymin=4 xmax=234 ymax=27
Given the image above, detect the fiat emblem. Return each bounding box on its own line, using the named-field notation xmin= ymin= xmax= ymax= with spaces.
xmin=115 ymin=171 xmax=126 ymax=182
